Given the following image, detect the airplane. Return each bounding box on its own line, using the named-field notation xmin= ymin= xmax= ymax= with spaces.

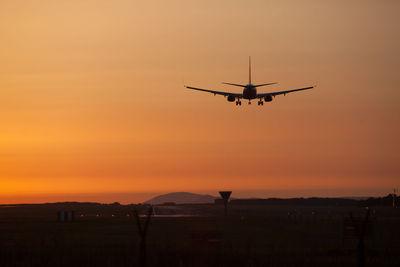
xmin=185 ymin=57 xmax=315 ymax=106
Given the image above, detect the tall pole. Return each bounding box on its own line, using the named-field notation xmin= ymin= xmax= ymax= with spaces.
xmin=357 ymin=209 xmax=370 ymax=267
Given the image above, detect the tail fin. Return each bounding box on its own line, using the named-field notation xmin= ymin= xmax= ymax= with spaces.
xmin=249 ymin=56 xmax=251 ymax=84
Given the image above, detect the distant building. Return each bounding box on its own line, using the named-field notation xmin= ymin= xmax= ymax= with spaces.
xmin=57 ymin=211 xmax=75 ymax=222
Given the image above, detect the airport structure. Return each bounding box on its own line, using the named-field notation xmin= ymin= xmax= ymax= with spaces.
xmin=57 ymin=210 xmax=74 ymax=222
xmin=219 ymin=191 xmax=232 ymax=216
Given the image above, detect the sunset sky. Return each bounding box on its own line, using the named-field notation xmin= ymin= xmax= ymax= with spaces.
xmin=1 ymin=0 xmax=399 ymax=203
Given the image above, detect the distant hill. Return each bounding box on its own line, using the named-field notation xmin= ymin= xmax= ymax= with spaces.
xmin=145 ymin=192 xmax=217 ymax=205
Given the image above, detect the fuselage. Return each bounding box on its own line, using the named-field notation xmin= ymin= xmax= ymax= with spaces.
xmin=242 ymin=84 xmax=257 ymax=99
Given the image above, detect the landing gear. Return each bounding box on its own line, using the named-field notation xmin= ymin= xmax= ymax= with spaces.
xmin=236 ymin=100 xmax=242 ymax=106
xmin=248 ymin=101 xmax=251 ymax=105
xmin=258 ymin=100 xmax=264 ymax=106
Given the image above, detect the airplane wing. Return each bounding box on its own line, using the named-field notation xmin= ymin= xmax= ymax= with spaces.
xmin=257 ymin=86 xmax=314 ymax=98
xmin=185 ymin=85 xmax=242 ymax=98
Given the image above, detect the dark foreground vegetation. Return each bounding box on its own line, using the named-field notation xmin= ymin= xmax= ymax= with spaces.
xmin=0 ymin=200 xmax=399 ymax=266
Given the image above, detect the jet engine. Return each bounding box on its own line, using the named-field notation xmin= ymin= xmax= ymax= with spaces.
xmin=264 ymin=95 xmax=273 ymax=102
xmin=227 ymin=95 xmax=236 ymax=102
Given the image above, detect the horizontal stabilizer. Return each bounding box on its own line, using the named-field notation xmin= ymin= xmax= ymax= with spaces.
xmin=222 ymin=82 xmax=246 ymax=87
xmin=253 ymin=82 xmax=278 ymax=87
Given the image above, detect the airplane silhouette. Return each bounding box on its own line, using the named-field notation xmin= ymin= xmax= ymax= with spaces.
xmin=185 ymin=57 xmax=314 ymax=106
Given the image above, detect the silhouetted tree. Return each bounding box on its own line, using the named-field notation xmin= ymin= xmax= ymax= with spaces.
xmin=134 ymin=206 xmax=153 ymax=267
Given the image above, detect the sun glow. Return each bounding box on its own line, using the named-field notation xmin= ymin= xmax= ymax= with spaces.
xmin=1 ymin=0 xmax=399 ymax=203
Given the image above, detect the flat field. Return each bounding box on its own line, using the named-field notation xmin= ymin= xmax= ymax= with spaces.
xmin=0 ymin=204 xmax=399 ymax=266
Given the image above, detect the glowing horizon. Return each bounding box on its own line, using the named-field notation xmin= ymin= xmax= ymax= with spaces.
xmin=1 ymin=0 xmax=399 ymax=204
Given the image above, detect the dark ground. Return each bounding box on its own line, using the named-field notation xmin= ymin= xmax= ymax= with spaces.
xmin=0 ymin=203 xmax=399 ymax=266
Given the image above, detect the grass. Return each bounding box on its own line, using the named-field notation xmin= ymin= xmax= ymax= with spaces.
xmin=0 ymin=204 xmax=399 ymax=266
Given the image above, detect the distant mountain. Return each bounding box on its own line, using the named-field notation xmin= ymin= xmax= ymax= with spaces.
xmin=145 ymin=192 xmax=217 ymax=205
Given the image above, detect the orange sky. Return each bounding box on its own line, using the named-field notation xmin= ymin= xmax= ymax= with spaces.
xmin=1 ymin=0 xmax=399 ymax=203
